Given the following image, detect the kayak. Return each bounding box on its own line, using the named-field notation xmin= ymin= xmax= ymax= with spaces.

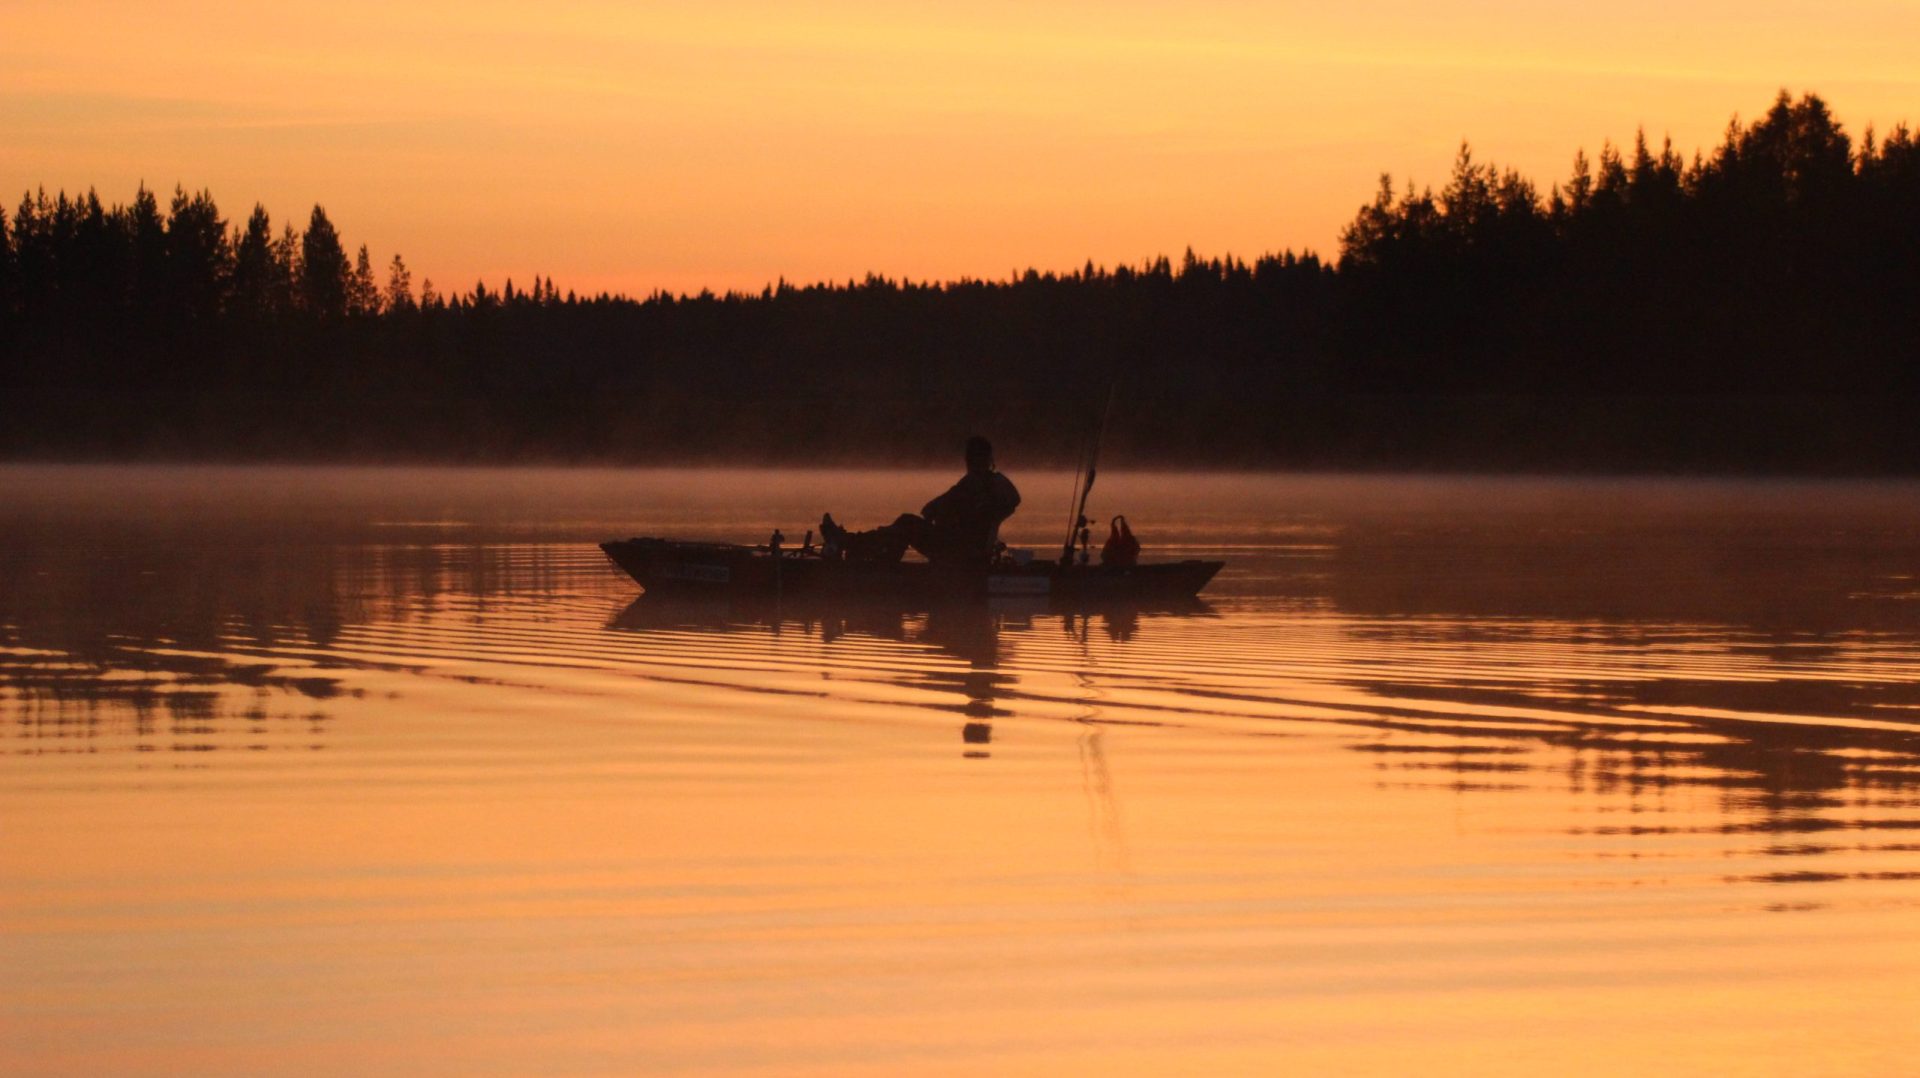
xmin=600 ymin=537 xmax=1223 ymax=601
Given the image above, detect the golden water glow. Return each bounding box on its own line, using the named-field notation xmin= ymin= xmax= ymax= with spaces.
xmin=10 ymin=468 xmax=1920 ymax=1073
xmin=7 ymin=1 xmax=1920 ymax=295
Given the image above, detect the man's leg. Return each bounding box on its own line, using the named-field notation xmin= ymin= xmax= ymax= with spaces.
xmin=838 ymin=513 xmax=924 ymax=562
xmin=877 ymin=514 xmax=925 ymax=561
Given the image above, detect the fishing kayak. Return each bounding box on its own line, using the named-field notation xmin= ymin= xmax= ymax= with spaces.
xmin=600 ymin=537 xmax=1223 ymax=600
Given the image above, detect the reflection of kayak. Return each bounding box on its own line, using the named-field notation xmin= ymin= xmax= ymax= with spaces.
xmin=600 ymin=538 xmax=1223 ymax=600
xmin=607 ymin=592 xmax=1216 ymax=634
xmin=606 ymin=594 xmax=1216 ymax=668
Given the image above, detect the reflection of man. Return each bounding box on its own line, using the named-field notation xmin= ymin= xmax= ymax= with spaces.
xmin=821 ymin=436 xmax=1021 ymax=566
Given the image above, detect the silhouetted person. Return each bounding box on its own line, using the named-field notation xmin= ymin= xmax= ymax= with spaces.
xmin=821 ymin=436 xmax=1020 ymax=565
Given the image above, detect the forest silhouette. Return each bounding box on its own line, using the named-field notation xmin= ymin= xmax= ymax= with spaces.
xmin=3 ymin=91 xmax=1918 ymax=471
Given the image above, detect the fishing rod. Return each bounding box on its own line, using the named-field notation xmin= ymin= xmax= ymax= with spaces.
xmin=1059 ymin=381 xmax=1118 ymax=568
xmin=1060 ymin=450 xmax=1087 ymax=567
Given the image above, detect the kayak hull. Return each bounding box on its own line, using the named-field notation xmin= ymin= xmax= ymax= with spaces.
xmin=600 ymin=538 xmax=1222 ymax=601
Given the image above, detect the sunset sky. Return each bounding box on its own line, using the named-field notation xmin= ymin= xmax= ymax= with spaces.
xmin=6 ymin=0 xmax=1918 ymax=296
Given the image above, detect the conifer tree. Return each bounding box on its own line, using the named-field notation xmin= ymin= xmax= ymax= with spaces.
xmin=385 ymin=254 xmax=415 ymax=312
xmin=127 ymin=185 xmax=167 ymax=306
xmin=166 ymin=186 xmax=229 ymax=321
xmin=231 ymin=205 xmax=275 ymax=317
xmin=299 ymin=205 xmax=349 ymax=318
xmin=270 ymin=223 xmax=301 ymax=315
xmin=347 ymin=244 xmax=380 ymax=316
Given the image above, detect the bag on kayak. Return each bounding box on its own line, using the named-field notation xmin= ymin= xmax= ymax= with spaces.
xmin=1101 ymin=515 xmax=1140 ymax=567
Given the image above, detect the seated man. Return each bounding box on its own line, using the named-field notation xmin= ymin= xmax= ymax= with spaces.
xmin=822 ymin=436 xmax=1020 ymax=566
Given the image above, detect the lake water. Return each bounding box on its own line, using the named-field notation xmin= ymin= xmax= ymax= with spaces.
xmin=7 ymin=465 xmax=1920 ymax=1075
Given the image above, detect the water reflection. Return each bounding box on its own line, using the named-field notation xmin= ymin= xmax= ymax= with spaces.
xmin=6 ymin=478 xmax=1920 ymax=905
xmin=0 ymin=537 xmax=586 ymax=759
xmin=18 ymin=470 xmax=1920 ymax=1074
xmin=608 ymin=595 xmax=1214 ymax=756
xmin=597 ymin=582 xmax=1920 ymax=899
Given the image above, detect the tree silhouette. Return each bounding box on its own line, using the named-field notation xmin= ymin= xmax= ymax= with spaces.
xmin=127 ymin=186 xmax=166 ymax=316
xmin=270 ymin=223 xmax=300 ymax=314
xmin=165 ymin=187 xmax=228 ymax=323
xmin=1 ymin=90 xmax=1917 ymax=470
xmin=299 ymin=205 xmax=348 ymax=319
xmin=384 ymin=254 xmax=414 ymax=313
xmin=231 ymin=205 xmax=275 ymax=319
xmin=347 ymin=244 xmax=379 ymax=317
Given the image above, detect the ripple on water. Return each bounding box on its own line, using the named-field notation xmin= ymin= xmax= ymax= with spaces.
xmin=8 ymin=469 xmax=1920 ymax=1073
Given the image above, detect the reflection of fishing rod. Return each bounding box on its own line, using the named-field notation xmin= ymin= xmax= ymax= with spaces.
xmin=1059 ymin=382 xmax=1118 ymax=568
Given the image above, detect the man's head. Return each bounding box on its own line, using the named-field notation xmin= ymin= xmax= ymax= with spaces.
xmin=964 ymin=435 xmax=994 ymax=473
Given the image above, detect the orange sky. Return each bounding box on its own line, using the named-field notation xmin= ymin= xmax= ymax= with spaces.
xmin=5 ymin=0 xmax=1918 ymax=296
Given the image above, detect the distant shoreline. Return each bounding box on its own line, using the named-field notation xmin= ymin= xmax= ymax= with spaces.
xmin=5 ymin=92 xmax=1916 ymax=475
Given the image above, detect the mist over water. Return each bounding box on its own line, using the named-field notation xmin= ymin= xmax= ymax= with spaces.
xmin=7 ymin=465 xmax=1920 ymax=1074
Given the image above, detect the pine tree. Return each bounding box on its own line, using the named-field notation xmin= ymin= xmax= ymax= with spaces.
xmin=231 ymin=205 xmax=275 ymax=317
xmin=128 ymin=184 xmax=167 ymax=310
xmin=299 ymin=205 xmax=349 ymax=318
xmin=166 ymin=186 xmax=229 ymax=321
xmin=347 ymin=244 xmax=380 ymax=316
xmin=384 ymin=254 xmax=415 ymax=312
xmin=270 ymin=223 xmax=301 ymax=314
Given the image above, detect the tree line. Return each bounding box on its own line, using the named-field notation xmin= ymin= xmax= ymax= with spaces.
xmin=2 ymin=91 xmax=1918 ymax=471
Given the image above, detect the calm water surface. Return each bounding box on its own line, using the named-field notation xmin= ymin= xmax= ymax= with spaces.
xmin=7 ymin=466 xmax=1920 ymax=1074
